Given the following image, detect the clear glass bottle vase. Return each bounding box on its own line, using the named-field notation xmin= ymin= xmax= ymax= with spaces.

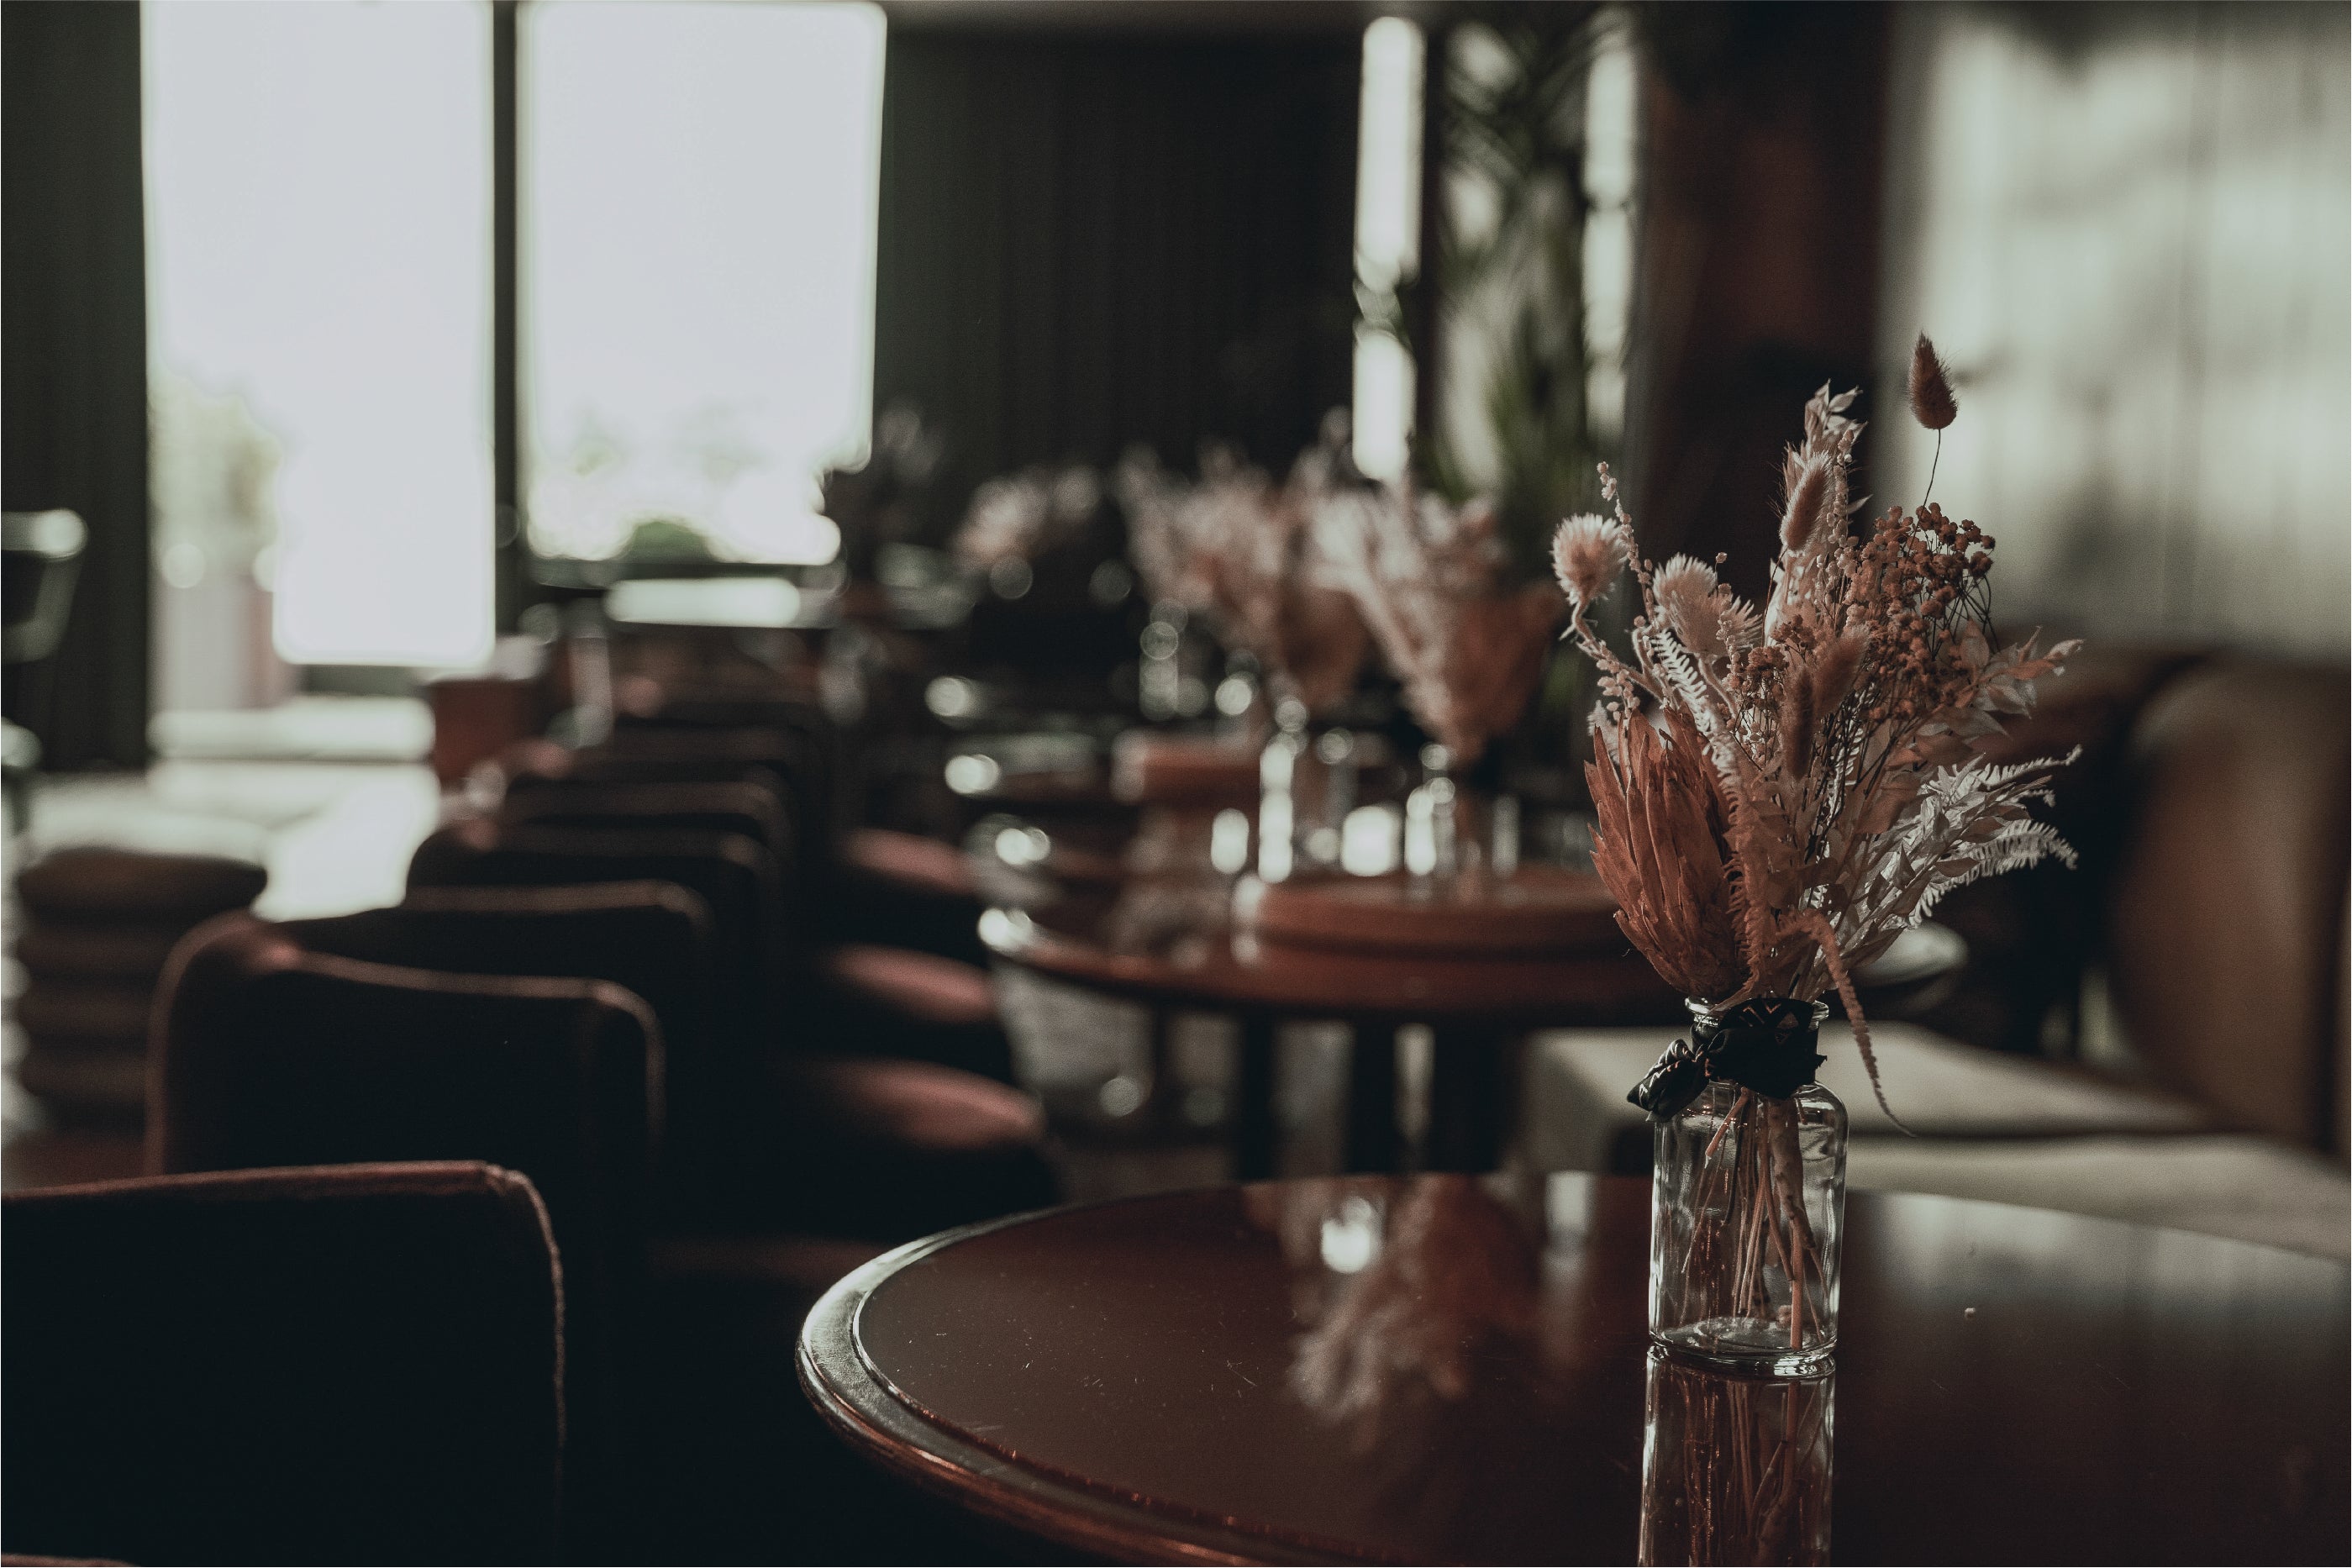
xmin=1256 ymin=695 xmax=1309 ymax=883
xmin=1648 ymin=1002 xmax=1846 ymax=1373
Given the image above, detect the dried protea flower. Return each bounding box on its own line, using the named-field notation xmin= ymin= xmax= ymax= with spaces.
xmin=1552 ymin=513 xmax=1631 ymax=612
xmin=1780 ymin=456 xmax=1829 ymax=554
xmin=1908 ymin=334 xmax=1958 ymax=430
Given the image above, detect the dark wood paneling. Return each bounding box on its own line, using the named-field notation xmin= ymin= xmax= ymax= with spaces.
xmin=1 ymin=0 xmax=151 ymax=768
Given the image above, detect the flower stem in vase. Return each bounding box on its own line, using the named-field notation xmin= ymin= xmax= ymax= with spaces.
xmin=1312 ymin=727 xmax=1356 ymax=869
xmin=1641 ymin=1001 xmax=1846 ymax=1374
xmin=1490 ymin=792 xmax=1520 ymax=877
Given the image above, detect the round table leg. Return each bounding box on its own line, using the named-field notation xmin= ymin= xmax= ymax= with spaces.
xmin=1343 ymin=1025 xmax=1401 ymax=1172
xmin=1144 ymin=1005 xmax=1179 ymax=1135
xmin=1231 ymin=1011 xmax=1279 ymax=1180
xmin=1423 ymin=1023 xmax=1519 ymax=1172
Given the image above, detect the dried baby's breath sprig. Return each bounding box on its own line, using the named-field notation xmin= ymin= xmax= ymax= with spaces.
xmin=1550 ymin=367 xmax=2079 ymax=1122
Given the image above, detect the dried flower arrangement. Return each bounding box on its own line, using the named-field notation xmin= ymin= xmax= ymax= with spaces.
xmin=1553 ymin=337 xmax=2079 ymax=1113
xmin=1554 ymin=339 xmax=2078 ymax=1367
xmin=954 ymin=464 xmax=1102 ymax=572
xmin=1315 ymin=481 xmax=1562 ymax=766
xmin=1117 ymin=444 xmax=1370 ymax=715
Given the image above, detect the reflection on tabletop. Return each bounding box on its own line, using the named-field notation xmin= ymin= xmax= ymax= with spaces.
xmin=1640 ymin=1349 xmax=1834 ymax=1568
xmin=1234 ymin=1173 xmax=1650 ymax=1555
xmin=1249 ymin=1175 xmax=1541 ymax=1448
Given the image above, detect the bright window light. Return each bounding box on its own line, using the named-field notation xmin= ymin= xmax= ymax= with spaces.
xmin=1581 ymin=25 xmax=1639 ymax=442
xmin=1355 ymin=18 xmax=1424 ymax=296
xmin=1353 ymin=16 xmax=1425 ymax=483
xmin=523 ymin=2 xmax=887 ymax=567
xmin=1351 ymin=334 xmax=1416 ymax=485
xmin=145 ymin=1 xmax=494 ymax=668
xmin=1881 ymin=5 xmax=2350 ymax=656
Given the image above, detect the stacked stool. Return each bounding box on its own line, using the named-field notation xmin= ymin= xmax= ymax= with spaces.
xmin=12 ymin=849 xmax=267 ymax=1123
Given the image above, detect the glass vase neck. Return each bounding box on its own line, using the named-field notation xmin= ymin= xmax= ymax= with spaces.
xmin=1685 ymin=997 xmax=1833 ymax=1031
xmin=1685 ymin=997 xmax=1832 ymax=1102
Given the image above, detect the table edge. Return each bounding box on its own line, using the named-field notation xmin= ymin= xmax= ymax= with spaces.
xmin=798 ymin=1206 xmax=1360 ymax=1566
xmin=981 ymin=910 xmax=1681 ymax=1023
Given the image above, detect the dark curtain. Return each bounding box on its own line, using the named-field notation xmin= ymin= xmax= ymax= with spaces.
xmin=2 ymin=0 xmax=150 ymax=770
xmin=874 ymin=30 xmax=1360 ymax=535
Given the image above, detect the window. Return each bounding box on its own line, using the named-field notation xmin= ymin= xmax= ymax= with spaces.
xmin=1352 ymin=17 xmax=1423 ymax=483
xmin=1879 ymin=4 xmax=2350 ymax=656
xmin=145 ymin=0 xmax=493 ymax=671
xmin=522 ymin=1 xmax=887 ymax=567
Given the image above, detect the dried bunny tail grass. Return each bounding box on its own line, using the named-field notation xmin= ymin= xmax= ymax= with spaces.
xmin=1908 ymin=334 xmax=1958 ymax=431
xmin=1778 ymin=662 xmax=1819 ymax=778
xmin=1810 ymin=628 xmax=1867 ymax=714
xmin=1779 ymin=456 xmax=1830 ymax=554
xmin=1552 ymin=513 xmax=1632 ymax=613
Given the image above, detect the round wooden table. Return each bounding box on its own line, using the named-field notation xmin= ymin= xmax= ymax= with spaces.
xmin=976 ymin=839 xmax=1964 ymax=1176
xmin=800 ymin=1176 xmax=2350 ymax=1565
xmin=980 ymin=872 xmax=1681 ymax=1175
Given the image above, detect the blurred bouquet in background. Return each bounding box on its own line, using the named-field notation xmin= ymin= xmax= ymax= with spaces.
xmin=1315 ymin=478 xmax=1560 ymax=766
xmin=1116 ymin=440 xmax=1369 ymax=716
xmin=953 ymin=463 xmax=1102 ymax=596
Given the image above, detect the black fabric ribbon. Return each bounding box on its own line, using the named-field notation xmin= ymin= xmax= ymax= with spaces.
xmin=1627 ymin=997 xmax=1828 ymax=1119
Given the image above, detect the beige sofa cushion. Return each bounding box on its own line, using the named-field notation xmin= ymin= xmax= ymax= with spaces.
xmin=1522 ymin=1023 xmax=2344 ymax=1260
xmin=1523 ymin=1022 xmax=2214 ymax=1176
xmin=1850 ymin=1135 xmax=2350 ymax=1260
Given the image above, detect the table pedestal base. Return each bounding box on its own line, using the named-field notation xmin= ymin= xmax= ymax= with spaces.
xmin=1232 ymin=1013 xmax=1279 ymax=1180
xmin=1217 ymin=1018 xmax=1522 ymax=1179
xmin=1423 ymin=1023 xmax=1519 ymax=1172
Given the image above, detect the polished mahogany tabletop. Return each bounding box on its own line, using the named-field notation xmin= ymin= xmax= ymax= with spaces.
xmin=980 ymin=885 xmax=1682 ymax=1025
xmin=973 ymin=813 xmax=1684 ymax=1030
xmin=970 ymin=822 xmax=1957 ymax=1029
xmin=800 ymin=1175 xmax=2349 ymax=1565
